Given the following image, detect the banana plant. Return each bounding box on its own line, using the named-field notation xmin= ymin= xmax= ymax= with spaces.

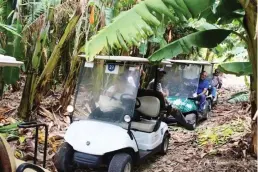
xmin=80 ymin=0 xmax=216 ymax=60
xmin=17 ymin=6 xmax=82 ymax=119
xmin=218 ymin=62 xmax=252 ymax=76
xmin=148 ymin=29 xmax=232 ymax=61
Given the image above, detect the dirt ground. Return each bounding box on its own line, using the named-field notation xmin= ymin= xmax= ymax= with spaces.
xmin=0 ymin=74 xmax=257 ymax=172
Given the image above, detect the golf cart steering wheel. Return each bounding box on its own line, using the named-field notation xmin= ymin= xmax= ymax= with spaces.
xmin=135 ymin=98 xmax=141 ymax=109
xmin=120 ymin=93 xmax=135 ymax=102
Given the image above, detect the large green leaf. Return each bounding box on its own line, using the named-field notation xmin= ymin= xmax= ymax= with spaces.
xmin=228 ymin=91 xmax=249 ymax=104
xmin=218 ymin=62 xmax=252 ymax=76
xmin=81 ymin=0 xmax=215 ymax=60
xmin=200 ymin=0 xmax=243 ymax=24
xmin=0 ymin=23 xmax=21 ymax=37
xmin=2 ymin=67 xmax=20 ymax=84
xmin=148 ymin=29 xmax=231 ymax=61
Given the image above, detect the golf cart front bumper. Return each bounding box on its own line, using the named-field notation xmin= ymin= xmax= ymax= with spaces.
xmin=73 ymin=151 xmax=103 ymax=168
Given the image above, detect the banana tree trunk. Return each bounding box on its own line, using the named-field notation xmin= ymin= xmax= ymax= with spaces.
xmin=60 ymin=55 xmax=82 ymax=111
xmin=34 ymin=8 xmax=82 ymax=106
xmin=239 ymin=0 xmax=257 ymax=156
xmin=17 ymin=72 xmax=37 ymax=119
xmin=60 ymin=6 xmax=87 ymax=111
xmin=17 ymin=22 xmax=49 ymax=119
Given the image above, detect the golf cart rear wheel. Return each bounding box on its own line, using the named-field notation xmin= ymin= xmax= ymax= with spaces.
xmin=160 ymin=132 xmax=169 ymax=155
xmin=108 ymin=153 xmax=132 ymax=172
xmin=53 ymin=142 xmax=74 ymax=172
xmin=185 ymin=113 xmax=197 ymax=130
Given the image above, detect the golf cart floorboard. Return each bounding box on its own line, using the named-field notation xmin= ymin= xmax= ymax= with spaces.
xmin=138 ymin=145 xmax=161 ymax=162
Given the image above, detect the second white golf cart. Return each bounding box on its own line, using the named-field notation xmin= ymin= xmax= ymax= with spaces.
xmin=54 ymin=56 xmax=171 ymax=172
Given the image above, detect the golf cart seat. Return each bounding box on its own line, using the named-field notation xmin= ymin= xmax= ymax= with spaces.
xmin=130 ymin=96 xmax=160 ymax=133
xmin=137 ymin=89 xmax=166 ymax=110
xmin=123 ymin=89 xmax=166 ymax=133
xmin=0 ymin=135 xmax=49 ymax=172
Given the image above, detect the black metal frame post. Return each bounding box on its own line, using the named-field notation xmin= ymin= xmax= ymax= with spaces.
xmin=153 ymin=65 xmax=158 ymax=92
xmin=17 ymin=122 xmax=48 ymax=168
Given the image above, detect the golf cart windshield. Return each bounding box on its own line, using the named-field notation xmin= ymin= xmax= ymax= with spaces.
xmin=73 ymin=61 xmax=140 ymax=124
xmin=164 ymin=63 xmax=202 ymax=98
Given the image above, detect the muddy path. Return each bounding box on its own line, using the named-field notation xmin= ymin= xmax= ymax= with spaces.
xmin=134 ymin=75 xmax=256 ymax=172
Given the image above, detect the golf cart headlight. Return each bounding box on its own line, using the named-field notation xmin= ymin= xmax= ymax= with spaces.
xmin=67 ymin=105 xmax=74 ymax=113
xmin=124 ymin=115 xmax=131 ymax=123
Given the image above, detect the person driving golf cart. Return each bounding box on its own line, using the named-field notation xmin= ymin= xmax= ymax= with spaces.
xmin=197 ymin=71 xmax=209 ymax=111
xmin=90 ymin=72 xmax=138 ymax=122
xmin=105 ymin=73 xmax=137 ymax=98
xmin=147 ymin=68 xmax=169 ymax=98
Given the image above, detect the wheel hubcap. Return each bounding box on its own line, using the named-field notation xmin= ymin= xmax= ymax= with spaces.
xmin=124 ymin=162 xmax=131 ymax=172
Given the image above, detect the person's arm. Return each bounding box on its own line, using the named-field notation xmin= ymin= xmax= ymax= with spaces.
xmin=198 ymin=81 xmax=209 ymax=96
xmin=198 ymin=88 xmax=208 ymax=95
xmin=218 ymin=76 xmax=222 ymax=85
xmin=164 ymin=88 xmax=169 ymax=97
xmin=157 ymin=83 xmax=168 ymax=97
xmin=105 ymin=86 xmax=116 ymax=97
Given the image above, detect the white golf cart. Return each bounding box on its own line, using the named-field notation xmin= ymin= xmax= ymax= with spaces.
xmin=54 ymin=56 xmax=171 ymax=172
xmin=0 ymin=55 xmax=49 ymax=172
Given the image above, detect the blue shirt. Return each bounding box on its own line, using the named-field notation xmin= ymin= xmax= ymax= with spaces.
xmin=197 ymin=79 xmax=209 ymax=94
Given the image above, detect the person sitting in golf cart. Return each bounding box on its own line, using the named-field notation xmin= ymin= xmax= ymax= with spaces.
xmin=147 ymin=68 xmax=169 ymax=98
xmin=197 ymin=71 xmax=209 ymax=111
xmin=211 ymin=69 xmax=222 ymax=98
xmin=106 ymin=73 xmax=137 ymax=98
xmin=88 ymin=73 xmax=138 ymax=122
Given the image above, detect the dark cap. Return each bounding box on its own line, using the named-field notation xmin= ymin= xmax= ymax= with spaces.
xmin=157 ymin=68 xmax=166 ymax=74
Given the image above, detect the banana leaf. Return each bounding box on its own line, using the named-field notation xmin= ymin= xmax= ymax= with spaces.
xmin=218 ymin=62 xmax=252 ymax=76
xmin=228 ymin=91 xmax=249 ymax=103
xmin=200 ymin=0 xmax=244 ymax=24
xmin=148 ymin=29 xmax=231 ymax=61
xmin=2 ymin=67 xmax=20 ymax=84
xmin=0 ymin=123 xmax=20 ymax=133
xmin=0 ymin=23 xmax=21 ymax=37
xmin=80 ymin=0 xmax=215 ymax=60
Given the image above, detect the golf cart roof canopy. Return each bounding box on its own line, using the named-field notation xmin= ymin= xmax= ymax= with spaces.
xmin=167 ymin=59 xmax=211 ymax=65
xmin=78 ymin=55 xmax=170 ymax=64
xmin=0 ymin=54 xmax=23 ymax=67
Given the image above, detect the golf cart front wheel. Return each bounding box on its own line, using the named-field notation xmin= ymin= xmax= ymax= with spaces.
xmin=53 ymin=142 xmax=74 ymax=172
xmin=108 ymin=153 xmax=132 ymax=172
xmin=160 ymin=132 xmax=169 ymax=155
xmin=203 ymin=100 xmax=211 ymax=120
xmin=185 ymin=113 xmax=197 ymax=130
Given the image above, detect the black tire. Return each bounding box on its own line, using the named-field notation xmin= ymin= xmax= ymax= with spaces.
xmin=184 ymin=113 xmax=197 ymax=130
xmin=207 ymin=99 xmax=212 ymax=111
xmin=214 ymin=94 xmax=219 ymax=105
xmin=203 ymin=101 xmax=211 ymax=120
xmin=160 ymin=132 xmax=169 ymax=155
xmin=53 ymin=142 xmax=74 ymax=172
xmin=108 ymin=153 xmax=132 ymax=172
